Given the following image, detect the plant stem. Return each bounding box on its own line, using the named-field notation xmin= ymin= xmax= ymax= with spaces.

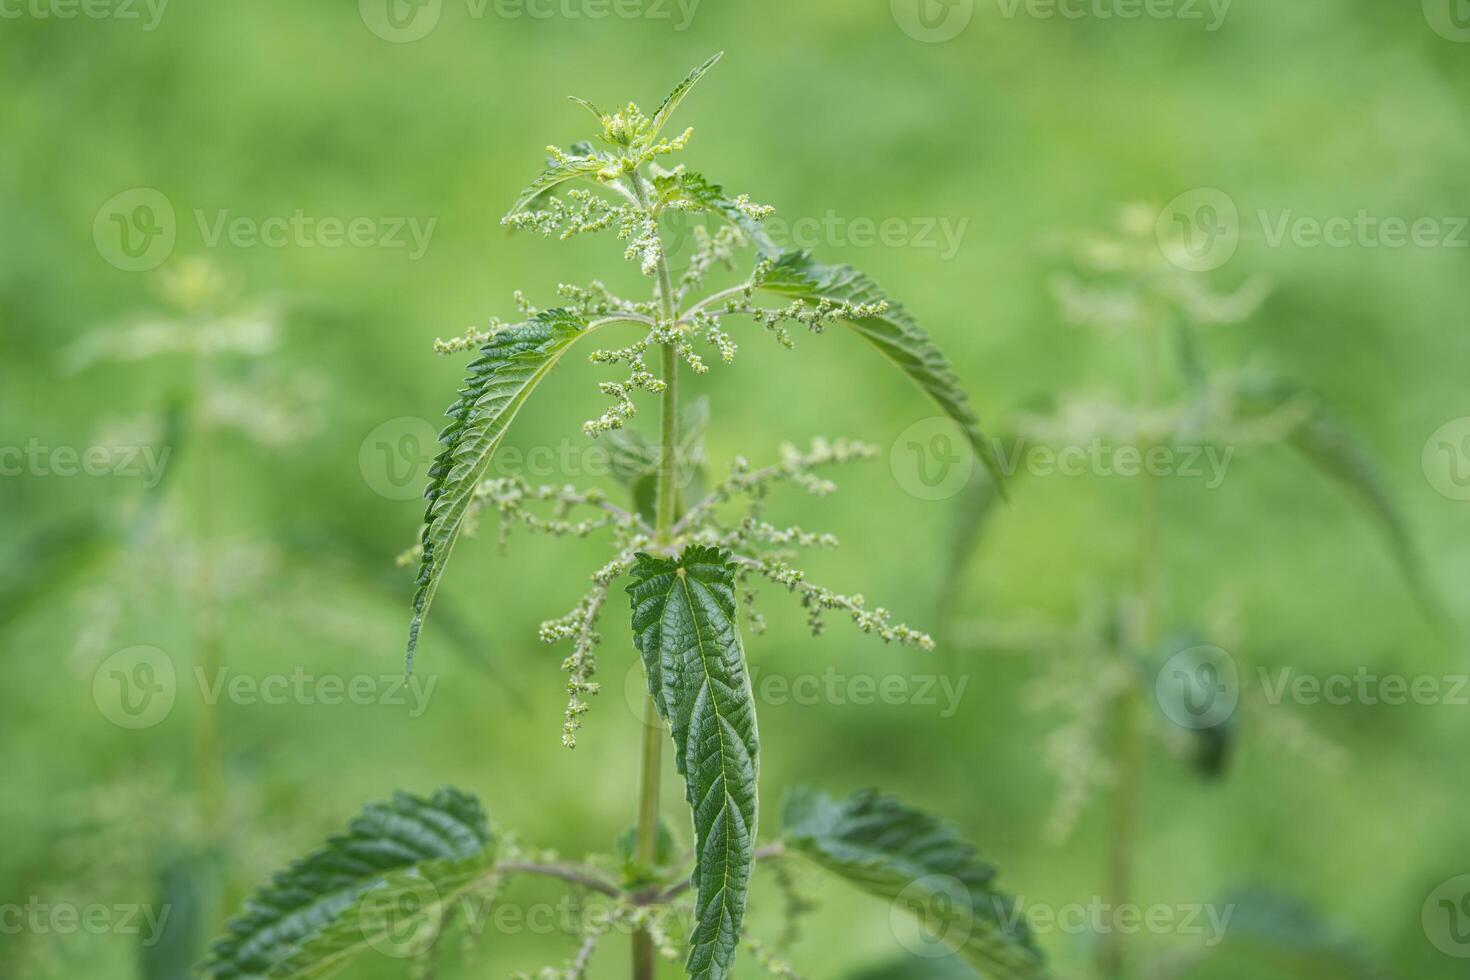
xmin=1097 ymin=303 xmax=1165 ymax=980
xmin=631 ymin=169 xmax=681 ymax=980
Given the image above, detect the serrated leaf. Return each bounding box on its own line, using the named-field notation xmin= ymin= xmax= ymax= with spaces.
xmin=201 ymin=788 xmax=495 ymax=980
xmin=654 ymin=170 xmax=778 ymax=256
xmin=628 ymin=545 xmax=759 ymax=980
xmin=1231 ymin=375 xmax=1438 ymax=621
xmin=408 ymin=309 xmax=589 ymax=671
xmin=759 ymin=250 xmax=1006 ymax=492
xmin=648 ymin=52 xmax=723 ymax=145
xmin=781 ymin=788 xmax=1046 ymax=980
xmin=506 ymin=155 xmax=610 ymax=217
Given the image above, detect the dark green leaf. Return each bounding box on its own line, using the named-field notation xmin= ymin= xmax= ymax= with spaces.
xmin=759 ymin=250 xmax=1006 ymax=492
xmin=408 ymin=310 xmax=589 ymax=671
xmin=628 ymin=545 xmax=759 ymax=980
xmin=201 ymin=788 xmax=495 ymax=980
xmin=781 ymin=788 xmax=1046 ymax=980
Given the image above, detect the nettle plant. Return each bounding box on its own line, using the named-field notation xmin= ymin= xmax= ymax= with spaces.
xmin=202 ymin=56 xmax=1044 ymax=980
xmin=947 ymin=206 xmax=1432 ymax=980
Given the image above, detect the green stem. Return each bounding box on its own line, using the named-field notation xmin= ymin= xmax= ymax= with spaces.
xmin=190 ymin=330 xmax=226 ymax=847
xmin=1097 ymin=304 xmax=1165 ymax=980
xmin=631 ymin=169 xmax=681 ymax=980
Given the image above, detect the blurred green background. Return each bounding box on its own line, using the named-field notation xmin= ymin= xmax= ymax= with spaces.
xmin=2 ymin=1 xmax=1468 ymax=977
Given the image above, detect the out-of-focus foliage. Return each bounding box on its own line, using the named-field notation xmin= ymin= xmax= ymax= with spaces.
xmin=3 ymin=1 xmax=1467 ymax=977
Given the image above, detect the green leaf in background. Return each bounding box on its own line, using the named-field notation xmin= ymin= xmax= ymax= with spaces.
xmin=759 ymin=250 xmax=1006 ymax=492
xmin=201 ymin=788 xmax=494 ymax=980
xmin=1231 ymin=375 xmax=1439 ymax=622
xmin=604 ymin=395 xmax=710 ymax=524
xmin=647 ymin=51 xmax=723 ymax=145
xmin=140 ymin=847 xmax=220 ymax=980
xmin=408 ymin=310 xmax=589 ymax=671
xmin=1146 ymin=889 xmax=1390 ymax=980
xmin=1150 ymin=632 xmax=1237 ymax=780
xmin=781 ymin=788 xmax=1047 ymax=980
xmin=846 ymin=954 xmax=979 ymax=979
xmin=628 ymin=545 xmax=759 ymax=980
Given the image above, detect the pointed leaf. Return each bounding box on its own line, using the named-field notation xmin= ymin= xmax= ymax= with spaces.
xmin=408 ymin=310 xmax=589 ymax=671
xmin=1232 ymin=375 xmax=1438 ymax=620
xmin=506 ymin=155 xmax=610 ymax=217
xmin=781 ymin=788 xmax=1046 ymax=980
xmin=648 ymin=52 xmax=723 ymax=145
xmin=759 ymin=250 xmax=1006 ymax=491
xmin=201 ymin=788 xmax=495 ymax=980
xmin=628 ymin=545 xmax=759 ymax=980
